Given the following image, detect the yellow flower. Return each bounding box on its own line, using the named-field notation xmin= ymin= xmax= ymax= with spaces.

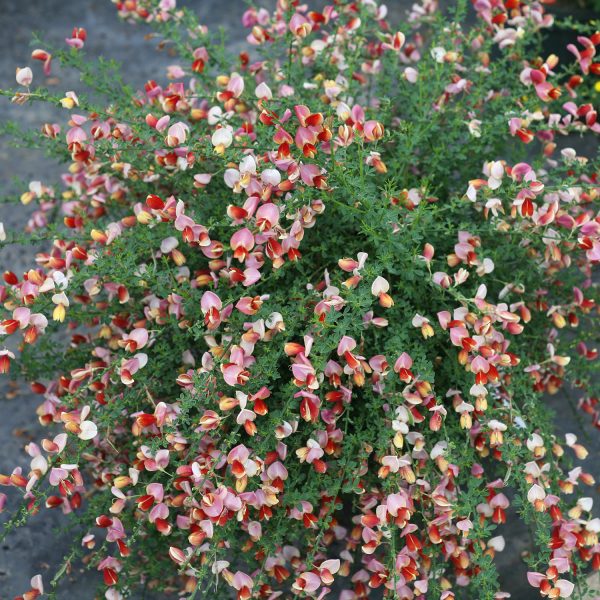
xmin=60 ymin=97 xmax=76 ymax=109
xmin=53 ymin=304 xmax=66 ymax=322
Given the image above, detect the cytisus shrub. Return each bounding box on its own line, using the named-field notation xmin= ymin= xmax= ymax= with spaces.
xmin=1 ymin=0 xmax=600 ymax=598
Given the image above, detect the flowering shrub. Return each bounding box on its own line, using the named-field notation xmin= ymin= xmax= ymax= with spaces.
xmin=1 ymin=0 xmax=600 ymax=598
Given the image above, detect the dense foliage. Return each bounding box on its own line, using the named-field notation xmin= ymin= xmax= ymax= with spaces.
xmin=1 ymin=0 xmax=600 ymax=598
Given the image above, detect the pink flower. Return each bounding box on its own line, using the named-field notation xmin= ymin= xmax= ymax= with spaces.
xmin=293 ymin=571 xmax=321 ymax=593
xmin=120 ymin=353 xmax=148 ymax=386
xmin=121 ymin=328 xmax=149 ymax=352
xmin=65 ymin=27 xmax=87 ymax=49
xmin=363 ymin=120 xmax=385 ymax=142
xmin=230 ymin=228 xmax=255 ymax=262
xmin=16 ymin=67 xmax=33 ymax=86
xmin=166 ymin=122 xmax=188 ymax=147
xmin=31 ymin=49 xmax=52 ymax=75
xmin=289 ymin=13 xmax=311 ymax=38
xmin=382 ymin=32 xmax=406 ymax=52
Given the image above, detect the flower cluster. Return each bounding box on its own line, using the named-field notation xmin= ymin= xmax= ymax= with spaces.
xmin=1 ymin=0 xmax=599 ymax=599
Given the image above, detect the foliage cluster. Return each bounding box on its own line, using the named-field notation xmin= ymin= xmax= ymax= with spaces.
xmin=1 ymin=1 xmax=600 ymax=598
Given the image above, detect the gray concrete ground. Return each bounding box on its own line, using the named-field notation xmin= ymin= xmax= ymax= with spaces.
xmin=0 ymin=1 xmax=598 ymax=599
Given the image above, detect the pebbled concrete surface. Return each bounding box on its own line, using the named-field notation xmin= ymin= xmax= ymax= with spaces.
xmin=0 ymin=1 xmax=598 ymax=599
